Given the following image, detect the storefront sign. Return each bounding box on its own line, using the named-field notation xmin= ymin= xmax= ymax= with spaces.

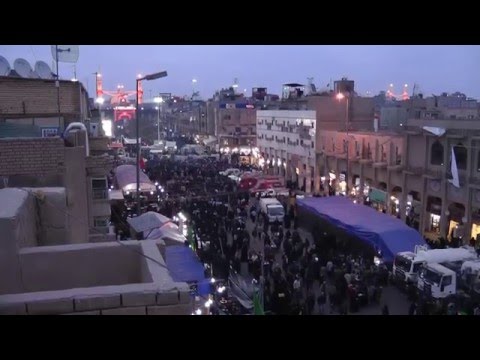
xmin=369 ymin=188 xmax=387 ymax=204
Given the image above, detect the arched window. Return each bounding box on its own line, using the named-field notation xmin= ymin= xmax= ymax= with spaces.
xmin=477 ymin=150 xmax=480 ymax=172
xmin=430 ymin=141 xmax=444 ymax=165
xmin=454 ymin=143 xmax=467 ymax=170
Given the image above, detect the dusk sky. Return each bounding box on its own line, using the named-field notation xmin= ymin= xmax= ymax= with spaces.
xmin=1 ymin=45 xmax=479 ymax=100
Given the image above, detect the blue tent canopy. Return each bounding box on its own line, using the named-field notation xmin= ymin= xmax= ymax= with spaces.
xmin=165 ymin=245 xmax=206 ymax=283
xmin=297 ymin=197 xmax=426 ymax=263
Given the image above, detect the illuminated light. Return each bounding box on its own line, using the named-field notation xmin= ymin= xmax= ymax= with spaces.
xmin=211 ymin=278 xmax=216 ymax=283
xmin=353 ymin=200 xmax=357 ymax=204
xmin=195 ymin=309 xmax=202 ymax=315
xmin=108 ymin=188 xmax=112 ymax=192
xmin=150 ymin=191 xmax=154 ymax=195
xmin=217 ymin=286 xmax=226 ymax=294
xmin=404 ymin=84 xmax=408 ymax=87
xmin=192 ymin=78 xmax=197 ymax=83
xmin=277 ymin=158 xmax=281 ymax=166
xmin=96 ymin=97 xmax=105 ymax=105
xmin=97 ymin=73 xmax=102 ymax=78
xmin=390 ymin=196 xmax=395 ymax=201
xmin=394 ymin=199 xmax=399 ymax=205
xmin=407 ymin=201 xmax=412 ymax=206
xmin=205 ymin=300 xmax=213 ymax=308
xmin=110 ymin=185 xmax=114 ymax=189
xmin=71 ymin=78 xmax=78 ymax=82
xmin=155 ymin=182 xmax=159 ymax=186
xmin=102 ymin=119 xmax=112 ymax=137
xmin=137 ymin=74 xmax=142 ymax=79
xmin=389 ymin=83 xmax=393 ymax=87
xmin=161 ymin=188 xmax=164 ymax=193
xmin=336 ymin=93 xmax=345 ymax=100
xmin=125 ymin=191 xmax=130 ymax=195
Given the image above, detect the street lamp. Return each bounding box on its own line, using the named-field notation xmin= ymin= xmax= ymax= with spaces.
xmin=136 ymin=71 xmax=168 ymax=216
xmin=154 ymin=96 xmax=164 ymax=144
xmin=336 ymin=92 xmax=350 ymax=195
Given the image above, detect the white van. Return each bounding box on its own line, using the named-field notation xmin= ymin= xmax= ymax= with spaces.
xmin=259 ymin=198 xmax=285 ymax=224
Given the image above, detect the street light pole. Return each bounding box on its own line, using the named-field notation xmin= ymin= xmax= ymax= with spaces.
xmin=336 ymin=92 xmax=350 ymax=195
xmin=135 ymin=71 xmax=168 ymax=216
xmin=136 ymin=78 xmax=141 ymax=216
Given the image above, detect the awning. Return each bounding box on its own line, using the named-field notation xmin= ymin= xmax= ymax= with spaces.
xmin=165 ymin=245 xmax=206 ymax=283
xmin=127 ymin=211 xmax=171 ymax=233
xmin=297 ymin=196 xmax=426 ymax=263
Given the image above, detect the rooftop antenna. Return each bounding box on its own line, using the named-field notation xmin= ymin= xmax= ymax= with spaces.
xmin=50 ymin=45 xmax=80 ymax=125
xmin=35 ymin=61 xmax=54 ymax=79
xmin=13 ymin=58 xmax=34 ymax=78
xmin=0 ymin=55 xmax=11 ymax=76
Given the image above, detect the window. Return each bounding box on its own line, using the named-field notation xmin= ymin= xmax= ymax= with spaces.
xmin=235 ymin=127 xmax=241 ymax=133
xmin=222 ymin=114 xmax=231 ymax=121
xmin=332 ymin=138 xmax=335 ymax=152
xmin=441 ymin=276 xmax=452 ymax=287
xmin=367 ymin=143 xmax=372 ymax=159
xmin=430 ymin=141 xmax=444 ymax=165
xmin=355 ymin=141 xmax=360 ymax=157
xmin=477 ymin=150 xmax=480 ymax=172
xmin=381 ymin=145 xmax=387 ymax=162
xmin=395 ymin=146 xmax=402 ymax=165
xmin=267 ymin=125 xmax=272 ymax=131
xmin=453 ymin=143 xmax=467 ymax=170
xmin=91 ymin=178 xmax=108 ymax=200
xmin=94 ymin=217 xmax=109 ymax=228
xmin=296 ymin=139 xmax=299 ymax=145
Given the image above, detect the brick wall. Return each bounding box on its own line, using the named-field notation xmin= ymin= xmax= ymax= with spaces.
xmin=0 ymin=77 xmax=86 ymax=117
xmin=0 ymin=138 xmax=65 ymax=176
xmin=86 ymin=155 xmax=115 ymax=176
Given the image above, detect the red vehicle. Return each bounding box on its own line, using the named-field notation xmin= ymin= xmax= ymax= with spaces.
xmin=239 ymin=175 xmax=285 ymax=194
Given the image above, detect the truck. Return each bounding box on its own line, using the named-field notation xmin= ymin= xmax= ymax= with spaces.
xmin=259 ymin=198 xmax=285 ymax=224
xmin=239 ymin=174 xmax=285 ymax=195
xmin=393 ymin=247 xmax=476 ymax=286
xmin=417 ymin=258 xmax=480 ymax=301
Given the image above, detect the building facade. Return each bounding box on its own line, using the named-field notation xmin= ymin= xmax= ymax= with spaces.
xmin=257 ymin=110 xmax=317 ymax=192
xmin=318 ymin=130 xmax=404 ymax=214
xmin=0 ymin=135 xmax=114 ymax=243
xmin=0 ymin=76 xmax=90 ymax=136
xmin=402 ymin=116 xmax=480 ymax=242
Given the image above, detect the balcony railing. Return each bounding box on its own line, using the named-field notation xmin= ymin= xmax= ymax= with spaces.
xmin=92 ymin=188 xmax=108 ymax=200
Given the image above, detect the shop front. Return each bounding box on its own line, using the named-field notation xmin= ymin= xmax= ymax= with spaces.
xmin=389 ymin=186 xmax=402 ymax=217
xmin=446 ymin=202 xmax=466 ymax=241
xmin=405 ymin=192 xmax=421 ymax=230
xmin=367 ymin=188 xmax=387 ymax=212
xmin=471 ymin=209 xmax=480 ymax=243
xmin=425 ymin=196 xmax=442 ymax=239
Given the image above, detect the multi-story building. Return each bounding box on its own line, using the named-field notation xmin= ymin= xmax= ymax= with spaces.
xmin=257 ymin=110 xmax=317 ymax=192
xmin=318 ymin=130 xmax=404 ymax=215
xmin=174 ymin=100 xmax=207 ymax=136
xmin=0 ymin=132 xmax=114 ymax=244
xmin=0 ymin=76 xmax=90 ymax=136
xmin=402 ymin=114 xmax=480 ymax=242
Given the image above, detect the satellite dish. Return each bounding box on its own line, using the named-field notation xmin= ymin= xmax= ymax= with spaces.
xmin=0 ymin=55 xmax=11 ymax=76
xmin=13 ymin=58 xmax=33 ymax=78
xmin=51 ymin=45 xmax=79 ymax=63
xmin=35 ymin=61 xmax=54 ymax=79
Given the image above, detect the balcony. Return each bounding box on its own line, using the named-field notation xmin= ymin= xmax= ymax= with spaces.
xmin=422 ymin=168 xmax=443 ymax=180
xmin=387 ymin=164 xmax=404 ymax=171
xmin=469 ymin=176 xmax=480 ymax=188
xmin=359 ymin=158 xmax=373 ymax=164
xmin=372 ymin=161 xmax=388 ymax=168
xmin=92 ymin=188 xmax=108 ymax=200
xmin=403 ymin=166 xmax=424 ymax=176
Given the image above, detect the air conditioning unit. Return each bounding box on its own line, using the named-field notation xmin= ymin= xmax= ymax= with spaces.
xmin=90 ymin=123 xmax=99 ymax=137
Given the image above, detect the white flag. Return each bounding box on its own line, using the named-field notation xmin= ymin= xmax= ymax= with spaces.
xmin=449 ymin=146 xmax=460 ymax=188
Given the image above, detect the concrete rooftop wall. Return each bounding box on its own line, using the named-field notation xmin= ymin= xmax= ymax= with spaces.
xmin=19 ymin=242 xmax=146 ymax=293
xmin=0 ymin=240 xmax=192 ymax=315
xmin=0 ymin=188 xmax=37 ymax=295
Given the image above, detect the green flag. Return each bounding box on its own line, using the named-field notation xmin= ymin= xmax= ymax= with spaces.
xmin=253 ymin=290 xmax=265 ymax=315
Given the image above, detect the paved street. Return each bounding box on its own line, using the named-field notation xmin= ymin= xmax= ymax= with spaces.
xmin=239 ymin=197 xmax=410 ymax=315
